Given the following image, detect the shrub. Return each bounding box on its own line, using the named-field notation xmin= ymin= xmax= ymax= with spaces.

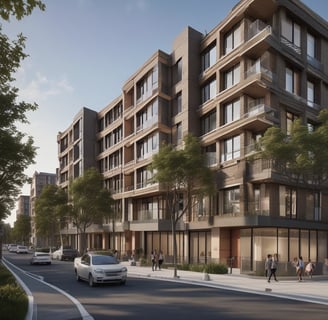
xmin=204 ymin=263 xmax=228 ymax=274
xmin=0 ymin=264 xmax=28 ymax=320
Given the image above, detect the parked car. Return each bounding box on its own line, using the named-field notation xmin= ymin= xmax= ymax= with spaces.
xmin=74 ymin=253 xmax=127 ymax=287
xmin=30 ymin=252 xmax=51 ymax=265
xmin=8 ymin=244 xmax=18 ymax=253
xmin=16 ymin=245 xmax=28 ymax=254
xmin=52 ymin=248 xmax=79 ymax=261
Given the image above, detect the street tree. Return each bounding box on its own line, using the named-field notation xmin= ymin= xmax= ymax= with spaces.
xmin=259 ymin=109 xmax=328 ymax=186
xmin=151 ymin=134 xmax=215 ymax=277
xmin=12 ymin=214 xmax=30 ymax=245
xmin=35 ymin=184 xmax=69 ymax=248
xmin=69 ymin=168 xmax=114 ymax=254
xmin=0 ymin=0 xmax=45 ymax=221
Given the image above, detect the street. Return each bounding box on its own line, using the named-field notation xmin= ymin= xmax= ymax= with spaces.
xmin=3 ymin=252 xmax=328 ymax=320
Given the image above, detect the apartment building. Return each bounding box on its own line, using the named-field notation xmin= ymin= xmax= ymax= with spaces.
xmin=16 ymin=195 xmax=30 ymax=217
xmin=30 ymin=171 xmax=57 ymax=247
xmin=57 ymin=0 xmax=328 ymax=275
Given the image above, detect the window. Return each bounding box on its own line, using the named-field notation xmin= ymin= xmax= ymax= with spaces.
xmin=201 ymin=111 xmax=216 ymax=135
xmin=201 ymin=43 xmax=216 ymax=72
xmin=136 ymin=99 xmax=158 ymax=131
xmin=201 ymin=78 xmax=216 ymax=104
xmin=173 ymin=92 xmax=182 ymax=116
xmin=307 ymin=33 xmax=315 ymax=58
xmin=281 ymin=18 xmax=301 ymax=49
xmin=224 ymin=187 xmax=240 ymax=214
xmin=173 ymin=58 xmax=182 ymax=84
xmin=254 ymin=186 xmax=260 ymax=213
xmin=286 ymin=112 xmax=298 ymax=136
xmin=224 ymin=64 xmax=240 ymax=90
xmin=307 ymin=80 xmax=315 ymax=107
xmin=136 ymin=167 xmax=153 ymax=189
xmin=224 ymin=24 xmax=241 ymax=55
xmin=279 ymin=186 xmax=296 ymax=218
xmin=221 ymin=135 xmax=240 ymax=162
xmin=285 ymin=67 xmax=300 ymax=95
xmin=314 ymin=192 xmax=321 ymax=221
xmin=176 ymin=122 xmax=182 ymax=145
xmin=223 ymin=99 xmax=240 ymax=124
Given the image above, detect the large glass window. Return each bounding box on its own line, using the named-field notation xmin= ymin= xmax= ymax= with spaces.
xmin=201 ymin=111 xmax=216 ymax=135
xmin=224 ymin=64 xmax=240 ymax=90
xmin=281 ymin=18 xmax=301 ymax=48
xmin=307 ymin=80 xmax=315 ymax=107
xmin=285 ymin=67 xmax=300 ymax=95
xmin=224 ymin=187 xmax=240 ymax=214
xmin=223 ymin=99 xmax=240 ymax=124
xmin=221 ymin=135 xmax=240 ymax=162
xmin=286 ymin=111 xmax=298 ymax=136
xmin=279 ymin=186 xmax=296 ymax=218
xmin=307 ymin=33 xmax=315 ymax=58
xmin=201 ymin=43 xmax=216 ymax=72
xmin=224 ymin=23 xmax=241 ymax=54
xmin=201 ymin=78 xmax=216 ymax=104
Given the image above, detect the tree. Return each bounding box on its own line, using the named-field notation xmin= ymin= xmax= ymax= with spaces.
xmin=259 ymin=109 xmax=328 ymax=186
xmin=0 ymin=0 xmax=45 ymax=221
xmin=69 ymin=168 xmax=114 ymax=254
xmin=0 ymin=0 xmax=45 ymax=259
xmin=151 ymin=134 xmax=215 ymax=277
xmin=35 ymin=184 xmax=68 ymax=248
xmin=13 ymin=214 xmax=31 ymax=245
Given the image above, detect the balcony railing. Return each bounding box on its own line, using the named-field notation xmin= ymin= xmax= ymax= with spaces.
xmin=280 ymin=36 xmax=301 ymax=55
xmin=307 ymin=55 xmax=323 ymax=71
xmin=246 ymin=20 xmax=271 ymax=41
xmin=245 ymin=64 xmax=274 ymax=81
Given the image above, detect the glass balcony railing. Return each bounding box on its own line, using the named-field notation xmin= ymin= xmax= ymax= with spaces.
xmin=246 ymin=20 xmax=271 ymax=41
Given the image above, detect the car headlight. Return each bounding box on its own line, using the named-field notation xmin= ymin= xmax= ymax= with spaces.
xmin=93 ymin=268 xmax=105 ymax=274
xmin=121 ymin=267 xmax=127 ymax=272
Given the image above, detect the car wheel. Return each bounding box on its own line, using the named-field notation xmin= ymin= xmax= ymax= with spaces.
xmin=88 ymin=274 xmax=95 ymax=287
xmin=75 ymin=270 xmax=81 ymax=282
xmin=120 ymin=279 xmax=126 ymax=285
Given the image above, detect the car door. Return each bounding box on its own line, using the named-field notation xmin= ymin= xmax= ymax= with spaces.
xmin=79 ymin=254 xmax=91 ymax=279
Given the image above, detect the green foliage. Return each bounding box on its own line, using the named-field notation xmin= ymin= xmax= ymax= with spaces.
xmin=69 ymin=168 xmax=114 ymax=253
xmin=0 ymin=264 xmax=28 ymax=320
xmin=0 ymin=0 xmax=45 ymax=21
xmin=178 ymin=263 xmax=228 ymax=274
xmin=259 ymin=110 xmax=328 ymax=186
xmin=12 ymin=214 xmax=30 ymax=244
xmin=0 ymin=0 xmax=45 ymax=220
xmin=35 ymin=184 xmax=68 ymax=246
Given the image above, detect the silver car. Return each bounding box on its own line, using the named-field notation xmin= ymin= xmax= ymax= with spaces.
xmin=74 ymin=253 xmax=127 ymax=287
xmin=30 ymin=252 xmax=52 ymax=265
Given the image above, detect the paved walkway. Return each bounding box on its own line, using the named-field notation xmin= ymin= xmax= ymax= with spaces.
xmin=122 ymin=261 xmax=328 ymax=306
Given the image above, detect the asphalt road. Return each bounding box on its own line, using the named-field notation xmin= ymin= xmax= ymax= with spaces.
xmin=4 ymin=252 xmax=328 ymax=320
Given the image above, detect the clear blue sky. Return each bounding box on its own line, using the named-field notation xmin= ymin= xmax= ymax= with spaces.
xmin=3 ymin=0 xmax=328 ymax=226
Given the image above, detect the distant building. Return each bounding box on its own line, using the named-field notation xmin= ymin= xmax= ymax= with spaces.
xmin=30 ymin=171 xmax=56 ymax=247
xmin=16 ymin=195 xmax=30 ymax=216
xmin=57 ymin=0 xmax=328 ymax=274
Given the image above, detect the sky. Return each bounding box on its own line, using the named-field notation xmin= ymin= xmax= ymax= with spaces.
xmin=2 ymin=0 xmax=328 ymax=226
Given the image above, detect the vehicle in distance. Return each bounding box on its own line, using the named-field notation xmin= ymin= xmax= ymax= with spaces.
xmin=74 ymin=253 xmax=127 ymax=287
xmin=8 ymin=244 xmax=18 ymax=253
xmin=30 ymin=252 xmax=51 ymax=265
xmin=16 ymin=245 xmax=28 ymax=254
xmin=52 ymin=248 xmax=79 ymax=261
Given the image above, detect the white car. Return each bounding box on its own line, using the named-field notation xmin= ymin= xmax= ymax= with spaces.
xmin=74 ymin=253 xmax=127 ymax=287
xmin=30 ymin=252 xmax=52 ymax=265
xmin=16 ymin=245 xmax=28 ymax=254
xmin=8 ymin=244 xmax=18 ymax=252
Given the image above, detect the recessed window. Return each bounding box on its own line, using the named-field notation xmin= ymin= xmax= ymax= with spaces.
xmin=221 ymin=135 xmax=240 ymax=162
xmin=201 ymin=111 xmax=216 ymax=135
xmin=201 ymin=78 xmax=216 ymax=104
xmin=285 ymin=67 xmax=300 ymax=95
xmin=224 ymin=24 xmax=241 ymax=55
xmin=223 ymin=64 xmax=240 ymax=90
xmin=201 ymin=43 xmax=216 ymax=72
xmin=223 ymin=99 xmax=240 ymax=124
xmin=224 ymin=187 xmax=240 ymax=214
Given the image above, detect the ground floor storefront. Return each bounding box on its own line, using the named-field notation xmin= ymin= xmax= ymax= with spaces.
xmin=63 ymin=226 xmax=328 ymax=275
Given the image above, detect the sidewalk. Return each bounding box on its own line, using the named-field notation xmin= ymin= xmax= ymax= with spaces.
xmin=123 ymin=261 xmax=328 ymax=306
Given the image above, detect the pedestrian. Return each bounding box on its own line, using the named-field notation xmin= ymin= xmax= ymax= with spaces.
xmin=305 ymin=259 xmax=315 ymax=279
xmin=268 ymin=254 xmax=278 ymax=282
xmin=264 ymin=254 xmax=270 ymax=278
xmin=296 ymin=256 xmax=304 ymax=281
xmin=151 ymin=250 xmax=157 ymax=271
xmin=158 ymin=250 xmax=164 ymax=270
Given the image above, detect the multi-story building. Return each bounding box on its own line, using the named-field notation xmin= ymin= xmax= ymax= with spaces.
xmin=30 ymin=171 xmax=57 ymax=247
xmin=57 ymin=0 xmax=328 ymax=275
xmin=16 ymin=195 xmax=30 ymax=217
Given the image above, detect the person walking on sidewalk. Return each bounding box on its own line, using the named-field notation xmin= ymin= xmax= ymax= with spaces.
xmin=268 ymin=254 xmax=278 ymax=282
xmin=264 ymin=254 xmax=270 ymax=278
xmin=151 ymin=250 xmax=157 ymax=271
xmin=305 ymin=259 xmax=315 ymax=279
xmin=158 ymin=250 xmax=164 ymax=270
xmin=297 ymin=256 xmax=304 ymax=281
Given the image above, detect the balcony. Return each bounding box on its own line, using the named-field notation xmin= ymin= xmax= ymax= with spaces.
xmin=246 ymin=20 xmax=271 ymax=42
xmin=307 ymin=55 xmax=323 ymax=72
xmin=280 ymin=36 xmax=301 ymax=55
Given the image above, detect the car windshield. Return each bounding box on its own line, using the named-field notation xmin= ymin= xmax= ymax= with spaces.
xmin=92 ymin=255 xmax=118 ymax=265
